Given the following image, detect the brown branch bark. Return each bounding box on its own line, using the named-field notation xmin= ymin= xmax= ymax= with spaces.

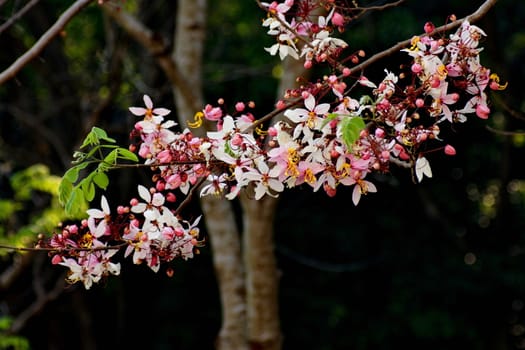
xmin=101 ymin=3 xmax=202 ymax=114
xmin=350 ymin=0 xmax=499 ymax=75
xmin=0 ymin=0 xmax=94 ymax=85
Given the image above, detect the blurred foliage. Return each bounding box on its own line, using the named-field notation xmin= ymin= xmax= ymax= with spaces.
xmin=0 ymin=317 xmax=29 ymax=350
xmin=0 ymin=164 xmax=86 ymax=257
xmin=0 ymin=0 xmax=525 ymax=349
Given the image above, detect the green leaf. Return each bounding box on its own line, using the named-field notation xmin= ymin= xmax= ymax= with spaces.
xmin=341 ymin=116 xmax=366 ymax=149
xmin=117 ymin=148 xmax=139 ymax=162
xmin=103 ymin=149 xmax=119 ymax=165
xmin=93 ymin=172 xmax=109 ymax=190
xmin=65 ymin=187 xmax=85 ymax=217
xmin=92 ymin=126 xmax=116 ymax=143
xmin=80 ymin=176 xmax=96 ymax=202
xmin=63 ymin=167 xmax=80 ymax=183
xmin=58 ymin=179 xmax=73 ymax=206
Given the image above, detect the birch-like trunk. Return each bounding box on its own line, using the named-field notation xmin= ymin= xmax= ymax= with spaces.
xmin=240 ymin=55 xmax=308 ymax=350
xmin=172 ymin=1 xmax=248 ymax=349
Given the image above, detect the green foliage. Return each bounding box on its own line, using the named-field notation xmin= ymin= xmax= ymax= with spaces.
xmin=0 ymin=164 xmax=82 ymax=256
xmin=58 ymin=127 xmax=138 ymax=217
xmin=340 ymin=116 xmax=366 ymax=149
xmin=0 ymin=317 xmax=30 ymax=350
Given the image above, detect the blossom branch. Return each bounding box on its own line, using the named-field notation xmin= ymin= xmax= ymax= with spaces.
xmin=350 ymin=0 xmax=498 ymax=75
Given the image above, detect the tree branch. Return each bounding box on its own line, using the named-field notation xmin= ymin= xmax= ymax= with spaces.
xmin=101 ymin=3 xmax=202 ymax=114
xmin=0 ymin=0 xmax=95 ymax=85
xmin=0 ymin=0 xmax=41 ymax=35
xmin=350 ymin=0 xmax=499 ymax=75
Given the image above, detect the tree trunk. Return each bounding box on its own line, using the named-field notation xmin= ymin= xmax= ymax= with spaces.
xmin=172 ymin=1 xmax=248 ymax=349
xmin=240 ymin=55 xmax=308 ymax=350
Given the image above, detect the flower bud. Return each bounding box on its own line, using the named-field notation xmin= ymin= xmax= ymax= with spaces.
xmin=444 ymin=144 xmax=456 ymax=156
xmin=235 ymin=102 xmax=245 ymax=112
xmin=424 ymin=22 xmax=435 ymax=34
xmin=476 ymin=104 xmax=490 ymax=119
xmin=332 ymin=12 xmax=345 ymax=27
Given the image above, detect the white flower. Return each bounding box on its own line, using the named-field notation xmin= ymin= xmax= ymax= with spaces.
xmin=415 ymin=156 xmax=432 ymax=182
xmin=86 ymin=196 xmax=110 ymax=238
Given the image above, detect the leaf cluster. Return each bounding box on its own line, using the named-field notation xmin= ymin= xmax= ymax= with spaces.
xmin=58 ymin=127 xmax=138 ymax=217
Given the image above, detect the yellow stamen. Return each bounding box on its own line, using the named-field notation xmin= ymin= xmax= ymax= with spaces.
xmin=304 ymin=168 xmax=316 ymax=184
xmin=489 ymin=73 xmax=508 ymax=90
xmin=78 ymin=233 xmax=93 ymax=248
xmin=255 ymin=125 xmax=268 ymax=135
xmin=409 ymin=36 xmax=420 ymax=51
xmin=357 ymin=179 xmax=368 ymax=194
xmin=437 ymin=64 xmax=448 ymax=79
xmin=187 ymin=111 xmax=204 ymax=128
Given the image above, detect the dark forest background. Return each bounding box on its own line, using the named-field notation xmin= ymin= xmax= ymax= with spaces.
xmin=2 ymin=0 xmax=525 ymax=349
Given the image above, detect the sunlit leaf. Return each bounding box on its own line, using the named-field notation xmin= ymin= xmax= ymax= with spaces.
xmin=340 ymin=116 xmax=365 ymax=149
xmin=93 ymin=172 xmax=109 ymax=190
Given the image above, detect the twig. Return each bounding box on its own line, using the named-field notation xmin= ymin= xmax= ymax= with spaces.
xmin=101 ymin=3 xmax=202 ymax=115
xmin=350 ymin=0 xmax=499 ymax=75
xmin=0 ymin=0 xmax=40 ymax=35
xmin=0 ymin=0 xmax=95 ymax=85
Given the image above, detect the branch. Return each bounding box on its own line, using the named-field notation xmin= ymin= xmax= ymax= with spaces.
xmin=0 ymin=0 xmax=41 ymax=35
xmin=0 ymin=0 xmax=95 ymax=85
xmin=101 ymin=4 xmax=202 ymax=114
xmin=8 ymin=254 xmax=68 ymax=334
xmin=350 ymin=0 xmax=499 ymax=75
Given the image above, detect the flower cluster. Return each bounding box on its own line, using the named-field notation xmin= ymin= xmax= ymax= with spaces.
xmin=40 ymin=1 xmax=505 ymax=289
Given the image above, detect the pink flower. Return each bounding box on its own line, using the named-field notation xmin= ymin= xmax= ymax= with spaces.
xmin=203 ymin=104 xmax=223 ymax=121
xmin=129 ymin=95 xmax=171 ymax=118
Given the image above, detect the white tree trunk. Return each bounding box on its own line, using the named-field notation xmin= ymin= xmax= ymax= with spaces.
xmin=240 ymin=55 xmax=308 ymax=350
xmin=172 ymin=1 xmax=248 ymax=349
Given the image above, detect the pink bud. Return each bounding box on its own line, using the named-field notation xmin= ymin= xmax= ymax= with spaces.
xmin=375 ymin=128 xmax=385 ymax=138
xmin=268 ymin=126 xmax=278 ymax=137
xmin=444 ymin=144 xmax=456 ymax=156
xmin=166 ymin=192 xmax=177 ymax=203
xmin=399 ymin=150 xmax=410 ymax=161
xmin=476 ymin=104 xmax=490 ymax=119
xmin=235 ymin=102 xmax=245 ymax=112
xmin=342 ymin=67 xmax=351 ymax=77
xmin=323 ymin=183 xmax=337 ymax=197
xmin=155 ymin=181 xmax=166 ymax=192
xmin=304 ymin=60 xmax=313 ymax=69
xmin=51 ymin=254 xmax=62 ymax=265
xmin=301 ymin=91 xmax=310 ymax=99
xmin=424 ymin=22 xmax=435 ymax=34
xmin=331 ymin=12 xmax=345 ymax=27
xmin=415 ymin=98 xmax=425 ymax=108
xmin=411 ymin=63 xmax=422 ymax=74
xmin=276 ymin=100 xmax=286 ymax=110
